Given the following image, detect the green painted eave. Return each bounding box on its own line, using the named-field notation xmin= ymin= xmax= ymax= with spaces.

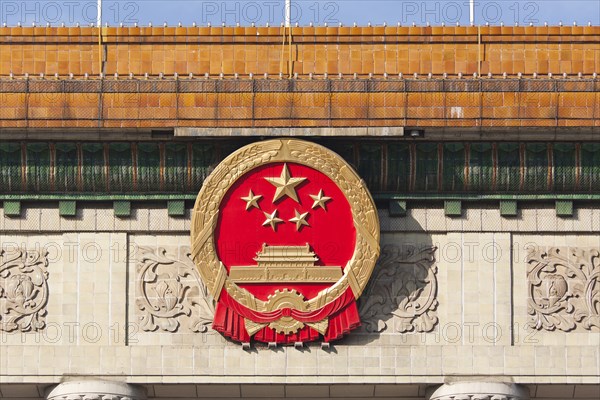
xmin=377 ymin=193 xmax=600 ymax=201
xmin=3 ymin=193 xmax=600 ymax=202
xmin=0 ymin=194 xmax=196 ymax=201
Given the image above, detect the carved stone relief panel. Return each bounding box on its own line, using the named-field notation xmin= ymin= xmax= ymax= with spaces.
xmin=136 ymin=246 xmax=215 ymax=333
xmin=527 ymin=246 xmax=600 ymax=332
xmin=0 ymin=248 xmax=49 ymax=332
xmin=359 ymin=244 xmax=438 ymax=333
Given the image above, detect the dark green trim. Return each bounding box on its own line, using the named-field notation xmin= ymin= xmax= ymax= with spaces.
xmin=556 ymin=200 xmax=574 ymax=217
xmin=0 ymin=194 xmax=195 ymax=200
xmin=167 ymin=200 xmax=186 ymax=216
xmin=3 ymin=201 xmax=21 ymax=216
xmin=377 ymin=194 xmax=600 ymax=201
xmin=500 ymin=200 xmax=518 ymax=216
xmin=0 ymin=196 xmax=594 ymax=219
xmin=113 ymin=201 xmax=131 ymax=217
xmin=3 ymin=193 xmax=600 ymax=202
xmin=59 ymin=200 xmax=77 ymax=216
xmin=388 ymin=200 xmax=407 ymax=217
xmin=444 ymin=200 xmax=462 ymax=216
xmin=3 ymin=140 xmax=600 ymax=196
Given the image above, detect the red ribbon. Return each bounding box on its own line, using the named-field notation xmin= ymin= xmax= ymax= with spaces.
xmin=213 ymin=287 xmax=361 ymax=343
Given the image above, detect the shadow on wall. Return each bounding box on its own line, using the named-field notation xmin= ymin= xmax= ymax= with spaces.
xmin=345 ymin=209 xmax=438 ymax=346
xmin=132 ymin=208 xmax=437 ymax=348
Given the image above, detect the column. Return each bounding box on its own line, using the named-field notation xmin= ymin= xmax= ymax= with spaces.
xmin=428 ymin=381 xmax=529 ymax=400
xmin=45 ymin=380 xmax=146 ymax=400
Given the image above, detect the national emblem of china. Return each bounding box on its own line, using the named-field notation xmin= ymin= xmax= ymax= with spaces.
xmin=191 ymin=139 xmax=380 ymax=344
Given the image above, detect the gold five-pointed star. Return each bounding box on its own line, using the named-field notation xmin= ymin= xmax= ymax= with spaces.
xmin=309 ymin=189 xmax=332 ymax=210
xmin=289 ymin=210 xmax=310 ymax=231
xmin=262 ymin=210 xmax=283 ymax=231
xmin=264 ymin=163 xmax=306 ymax=203
xmin=241 ymin=189 xmax=262 ymax=210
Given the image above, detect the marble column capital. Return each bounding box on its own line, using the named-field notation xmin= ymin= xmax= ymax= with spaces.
xmin=45 ymin=380 xmax=146 ymax=400
xmin=427 ymin=381 xmax=529 ymax=400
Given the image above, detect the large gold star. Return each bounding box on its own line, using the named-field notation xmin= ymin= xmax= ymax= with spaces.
xmin=262 ymin=210 xmax=283 ymax=231
xmin=264 ymin=163 xmax=306 ymax=203
xmin=241 ymin=189 xmax=262 ymax=210
xmin=309 ymin=189 xmax=332 ymax=210
xmin=289 ymin=210 xmax=310 ymax=231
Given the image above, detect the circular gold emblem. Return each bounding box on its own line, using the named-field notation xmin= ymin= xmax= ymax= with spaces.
xmin=190 ymin=138 xmax=380 ymax=343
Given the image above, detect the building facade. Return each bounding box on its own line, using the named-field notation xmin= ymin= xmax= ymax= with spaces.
xmin=0 ymin=26 xmax=599 ymax=399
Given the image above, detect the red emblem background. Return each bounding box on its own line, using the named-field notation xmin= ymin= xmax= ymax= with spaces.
xmin=212 ymin=162 xmax=361 ymax=343
xmin=191 ymin=139 xmax=380 ymax=346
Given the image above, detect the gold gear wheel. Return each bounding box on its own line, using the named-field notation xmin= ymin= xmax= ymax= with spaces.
xmin=266 ymin=289 xmax=308 ymax=335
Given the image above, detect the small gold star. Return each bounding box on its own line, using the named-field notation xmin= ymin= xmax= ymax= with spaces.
xmin=264 ymin=163 xmax=306 ymax=203
xmin=289 ymin=210 xmax=310 ymax=231
xmin=262 ymin=210 xmax=283 ymax=231
xmin=309 ymin=189 xmax=332 ymax=210
xmin=241 ymin=189 xmax=262 ymax=210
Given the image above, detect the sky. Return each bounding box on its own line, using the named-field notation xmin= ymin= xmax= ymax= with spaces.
xmin=0 ymin=1 xmax=598 ymax=26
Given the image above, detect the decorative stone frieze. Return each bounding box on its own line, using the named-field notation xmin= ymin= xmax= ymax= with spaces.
xmin=0 ymin=248 xmax=49 ymax=332
xmin=359 ymin=244 xmax=438 ymax=333
xmin=45 ymin=380 xmax=146 ymax=400
xmin=527 ymin=246 xmax=600 ymax=332
xmin=136 ymin=247 xmax=215 ymax=333
xmin=427 ymin=382 xmax=529 ymax=400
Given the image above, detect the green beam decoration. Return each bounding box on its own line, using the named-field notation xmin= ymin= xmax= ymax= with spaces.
xmin=167 ymin=200 xmax=186 ymax=216
xmin=1 ymin=193 xmax=600 ymax=202
xmin=1 ymin=137 xmax=597 ymax=220
xmin=3 ymin=140 xmax=600 ymax=196
xmin=113 ymin=201 xmax=131 ymax=217
xmin=0 ymin=139 xmax=595 ymax=223
xmin=500 ymin=200 xmax=518 ymax=216
xmin=444 ymin=200 xmax=462 ymax=216
xmin=555 ymin=200 xmax=574 ymax=217
xmin=59 ymin=201 xmax=77 ymax=216
xmin=0 ymin=194 xmax=195 ymax=201
xmin=3 ymin=201 xmax=21 ymax=216
xmin=388 ymin=200 xmax=407 ymax=217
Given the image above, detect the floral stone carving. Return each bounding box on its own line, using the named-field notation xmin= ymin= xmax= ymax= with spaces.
xmin=358 ymin=244 xmax=438 ymax=333
xmin=527 ymin=246 xmax=600 ymax=332
xmin=136 ymin=246 xmax=215 ymax=333
xmin=0 ymin=249 xmax=49 ymax=332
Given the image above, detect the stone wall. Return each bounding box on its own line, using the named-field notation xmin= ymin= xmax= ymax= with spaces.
xmin=1 ymin=206 xmax=598 ymax=393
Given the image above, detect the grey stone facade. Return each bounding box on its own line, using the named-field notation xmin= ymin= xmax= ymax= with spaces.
xmin=1 ymin=206 xmax=599 ymax=399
